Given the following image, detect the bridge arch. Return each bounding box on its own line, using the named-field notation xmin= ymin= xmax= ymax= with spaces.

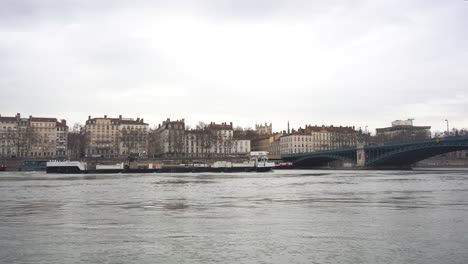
xmin=293 ymin=152 xmax=356 ymax=167
xmin=366 ymin=143 xmax=468 ymax=168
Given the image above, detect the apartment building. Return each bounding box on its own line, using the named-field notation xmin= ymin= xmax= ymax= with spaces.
xmin=305 ymin=125 xmax=358 ymax=151
xmin=374 ymin=119 xmax=431 ymax=143
xmin=0 ymin=115 xmax=18 ymax=158
xmin=185 ymin=122 xmax=251 ymax=158
xmin=0 ymin=113 xmax=68 ymax=158
xmin=85 ymin=115 xmax=148 ymax=158
xmin=151 ymin=118 xmax=185 ymax=158
xmin=280 ymin=133 xmax=313 ymax=155
xmin=151 ymin=119 xmax=251 ymax=158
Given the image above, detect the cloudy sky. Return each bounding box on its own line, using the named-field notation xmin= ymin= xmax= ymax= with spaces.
xmin=1 ymin=0 xmax=467 ymax=133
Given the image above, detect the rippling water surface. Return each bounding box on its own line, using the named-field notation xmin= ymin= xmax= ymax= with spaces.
xmin=0 ymin=170 xmax=467 ymax=264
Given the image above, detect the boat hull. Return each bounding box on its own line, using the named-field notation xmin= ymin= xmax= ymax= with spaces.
xmin=46 ymin=166 xmax=274 ymax=174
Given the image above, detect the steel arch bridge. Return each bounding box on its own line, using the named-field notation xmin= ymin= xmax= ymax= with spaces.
xmin=282 ymin=136 xmax=468 ymax=169
xmin=282 ymin=148 xmax=357 ymax=167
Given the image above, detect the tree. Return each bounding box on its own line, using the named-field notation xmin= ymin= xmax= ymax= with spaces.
xmin=67 ymin=123 xmax=86 ymax=159
xmin=17 ymin=126 xmax=40 ymax=157
xmin=171 ymin=129 xmax=185 ymax=158
xmin=147 ymin=128 xmax=160 ymax=158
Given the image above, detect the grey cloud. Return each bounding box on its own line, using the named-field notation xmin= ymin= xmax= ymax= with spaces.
xmin=0 ymin=0 xmax=467 ymax=133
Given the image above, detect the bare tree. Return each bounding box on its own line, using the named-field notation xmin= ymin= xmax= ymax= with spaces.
xmin=3 ymin=127 xmax=18 ymax=157
xmin=172 ymin=130 xmax=185 ymax=158
xmin=147 ymin=128 xmax=160 ymax=158
xmin=67 ymin=123 xmax=86 ymax=159
xmin=17 ymin=126 xmax=40 ymax=157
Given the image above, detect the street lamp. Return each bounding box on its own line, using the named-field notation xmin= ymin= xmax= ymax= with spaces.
xmin=445 ymin=119 xmax=449 ymax=135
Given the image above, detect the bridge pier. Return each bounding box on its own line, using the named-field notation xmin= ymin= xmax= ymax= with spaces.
xmin=356 ymin=143 xmax=366 ymax=167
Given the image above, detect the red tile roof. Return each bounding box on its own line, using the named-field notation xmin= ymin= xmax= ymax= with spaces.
xmin=305 ymin=125 xmax=355 ymax=132
xmin=0 ymin=116 xmax=17 ymax=122
xmin=30 ymin=117 xmax=57 ymax=122
xmin=88 ymin=117 xmax=148 ymax=125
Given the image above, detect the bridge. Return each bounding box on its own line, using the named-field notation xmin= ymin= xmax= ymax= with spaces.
xmin=282 ymin=136 xmax=468 ymax=169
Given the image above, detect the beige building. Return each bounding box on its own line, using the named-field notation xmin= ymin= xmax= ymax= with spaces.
xmin=280 ymin=133 xmax=313 ymax=155
xmin=0 ymin=115 xmax=19 ymax=158
xmin=185 ymin=122 xmax=251 ymax=158
xmin=305 ymin=125 xmax=358 ymax=151
xmin=251 ymin=133 xmax=283 ymax=159
xmin=0 ymin=113 xmax=68 ymax=158
xmin=151 ymin=119 xmax=251 ymax=159
xmin=85 ymin=115 xmax=148 ymax=158
xmin=151 ymin=118 xmax=185 ymax=158
xmin=29 ymin=117 xmax=68 ymax=158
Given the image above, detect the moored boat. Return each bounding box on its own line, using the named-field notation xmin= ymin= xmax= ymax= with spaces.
xmin=46 ymin=161 xmax=88 ymax=173
xmin=46 ymin=152 xmax=276 ymax=174
xmin=212 ymin=151 xmax=275 ymax=172
xmin=19 ymin=160 xmax=48 ymax=171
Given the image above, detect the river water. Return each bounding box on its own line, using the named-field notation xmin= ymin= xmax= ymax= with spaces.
xmin=0 ymin=170 xmax=467 ymax=264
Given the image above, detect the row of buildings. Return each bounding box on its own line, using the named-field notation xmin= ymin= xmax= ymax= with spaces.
xmin=1 ymin=113 xmax=433 ymax=160
xmin=0 ymin=114 xmax=67 ymax=158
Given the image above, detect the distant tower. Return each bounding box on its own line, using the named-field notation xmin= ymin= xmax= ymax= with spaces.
xmin=255 ymin=122 xmax=272 ymax=135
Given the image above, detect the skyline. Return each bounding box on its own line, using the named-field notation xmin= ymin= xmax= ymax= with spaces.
xmin=0 ymin=112 xmax=455 ymax=136
xmin=1 ymin=0 xmax=467 ymax=132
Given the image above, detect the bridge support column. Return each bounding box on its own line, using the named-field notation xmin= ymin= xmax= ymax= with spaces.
xmin=356 ymin=143 xmax=366 ymax=167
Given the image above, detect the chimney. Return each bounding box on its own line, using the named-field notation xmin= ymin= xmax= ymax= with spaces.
xmin=61 ymin=119 xmax=66 ymax=125
xmin=88 ymin=116 xmax=91 ymax=120
xmin=136 ymin=118 xmax=140 ymax=122
xmin=16 ymin=113 xmax=20 ymax=118
xmin=104 ymin=115 xmax=107 ymax=118
xmin=119 ymin=115 xmax=122 ymax=119
xmin=141 ymin=118 xmax=144 ymax=123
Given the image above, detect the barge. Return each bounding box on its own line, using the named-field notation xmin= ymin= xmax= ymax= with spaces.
xmin=46 ymin=152 xmax=275 ymax=174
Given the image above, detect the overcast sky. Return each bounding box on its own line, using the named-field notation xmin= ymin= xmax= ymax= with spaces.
xmin=1 ymin=0 xmax=467 ymax=133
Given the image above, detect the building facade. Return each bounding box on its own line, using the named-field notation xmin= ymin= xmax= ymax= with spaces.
xmin=374 ymin=119 xmax=431 ymax=143
xmin=0 ymin=115 xmax=19 ymax=158
xmin=152 ymin=119 xmax=251 ymax=159
xmin=85 ymin=115 xmax=148 ymax=158
xmin=305 ymin=125 xmax=358 ymax=151
xmin=251 ymin=133 xmax=283 ymax=159
xmin=280 ymin=133 xmax=313 ymax=155
xmin=185 ymin=122 xmax=251 ymax=158
xmin=151 ymin=118 xmax=185 ymax=158
xmin=0 ymin=113 xmax=68 ymax=158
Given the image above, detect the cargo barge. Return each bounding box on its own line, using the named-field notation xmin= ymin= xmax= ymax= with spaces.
xmin=46 ymin=152 xmax=275 ymax=174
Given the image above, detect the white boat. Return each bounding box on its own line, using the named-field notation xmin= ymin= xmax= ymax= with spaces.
xmin=46 ymin=160 xmax=87 ymax=173
xmin=212 ymin=151 xmax=275 ymax=172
